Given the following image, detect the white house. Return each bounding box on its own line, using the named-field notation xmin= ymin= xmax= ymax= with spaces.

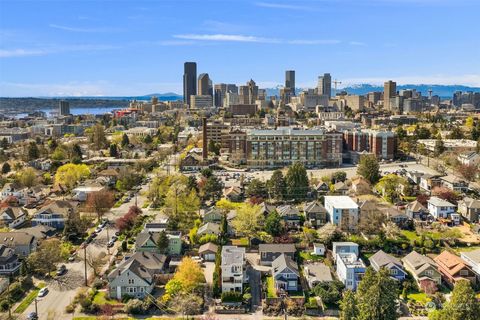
xmin=332 ymin=242 xmax=359 ymax=262
xmin=427 ymin=196 xmax=456 ymax=219
xmin=72 ymin=185 xmax=105 ymax=202
xmin=221 ymin=246 xmax=246 ymax=293
xmin=458 ymin=152 xmax=480 ymax=166
xmin=0 ymin=207 xmax=27 ymax=229
xmin=324 ymin=196 xmax=359 ymax=231
xmin=312 ymin=243 xmax=325 ymax=256
xmin=460 ymin=249 xmax=480 ymax=278
xmin=336 ymin=252 xmax=366 ymax=291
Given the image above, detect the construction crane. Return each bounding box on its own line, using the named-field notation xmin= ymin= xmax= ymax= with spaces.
xmin=333 ymin=79 xmax=342 ymax=96
xmin=428 ymin=89 xmax=433 ymax=100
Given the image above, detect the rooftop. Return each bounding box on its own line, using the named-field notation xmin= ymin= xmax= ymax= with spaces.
xmin=324 ymin=196 xmax=359 ymax=209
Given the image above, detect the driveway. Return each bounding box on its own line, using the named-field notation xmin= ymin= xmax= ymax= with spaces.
xmin=246 ymin=266 xmax=262 ymax=310
xmin=203 ymin=261 xmax=215 ymax=285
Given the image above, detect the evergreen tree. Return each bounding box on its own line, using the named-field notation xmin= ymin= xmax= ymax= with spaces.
xmin=267 ymin=169 xmax=286 ymax=200
xmin=187 ymin=175 xmax=198 ymax=192
xmin=1 ymin=138 xmax=9 ymax=149
xmin=121 ymin=133 xmax=130 ymax=148
xmin=340 ymin=290 xmax=358 ymax=320
xmin=1 ymin=162 xmax=10 ymax=174
xmin=430 ymin=279 xmax=480 ymax=320
xmin=27 ymin=141 xmax=40 ymax=160
xmin=156 ymin=230 xmax=170 ymax=254
xmin=144 ymin=134 xmax=153 ymax=144
xmin=246 ymin=178 xmax=268 ymax=199
xmin=357 ymin=154 xmax=380 ymax=184
xmin=203 ymin=175 xmax=223 ymax=201
xmin=109 ymin=143 xmax=119 ymax=157
xmin=434 ymin=134 xmax=445 ymax=156
xmin=264 ymin=210 xmax=283 ymax=236
xmin=285 ymin=162 xmax=309 ymax=200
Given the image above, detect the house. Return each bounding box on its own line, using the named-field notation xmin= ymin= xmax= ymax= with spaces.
xmin=427 ymin=196 xmax=456 ymax=219
xmin=333 ymin=182 xmax=349 ymax=195
xmin=335 ymin=252 xmax=366 ymax=291
xmin=72 ymin=185 xmax=105 ymax=202
xmin=259 ymin=243 xmax=296 ymax=266
xmin=460 ymin=249 xmax=480 ymax=279
xmin=358 ymin=199 xmax=379 ymax=217
xmin=369 ymin=250 xmax=407 ymax=281
xmin=0 ymin=207 xmax=27 ymax=229
xmin=0 ymin=183 xmax=24 ymax=203
xmin=276 ymin=205 xmax=301 ymax=228
xmin=434 ymin=250 xmax=477 ymax=288
xmin=314 ymin=182 xmax=330 ymax=195
xmin=406 ymin=200 xmax=429 ymax=221
xmin=332 ymin=242 xmax=359 ymax=262
xmin=0 ymin=232 xmax=37 ymax=258
xmin=324 ymin=196 xmax=359 ymax=231
xmin=312 ymin=243 xmax=325 ymax=256
xmin=350 ymin=177 xmax=371 ymax=195
xmin=180 ymin=153 xmax=204 ymax=171
xmin=457 ymin=197 xmax=480 ymax=223
xmin=303 ymin=262 xmax=333 ymax=289
xmin=402 ymin=251 xmax=442 ymax=293
xmin=271 ymin=253 xmax=300 ymax=292
xmin=224 ymin=186 xmax=243 ymax=202
xmin=458 ymin=152 xmax=480 ymax=166
xmin=203 ymin=207 xmax=224 ymax=223
xmin=197 ymin=222 xmax=221 ymax=237
xmin=383 ymin=207 xmax=412 ymax=229
xmin=20 ymin=225 xmax=56 ymax=241
xmin=199 ymin=242 xmax=218 ymax=261
xmin=32 ymin=200 xmax=77 ymax=229
xmin=303 ymin=201 xmax=327 ymax=228
xmin=97 ymin=168 xmax=119 ymax=186
xmin=221 ymin=246 xmax=246 ymax=293
xmin=135 ymin=231 xmax=182 ymax=255
xmin=107 ymin=251 xmax=167 ymax=299
xmin=259 ymin=202 xmax=276 ymax=216
xmin=144 ymin=216 xmax=169 ymax=232
xmin=419 ymin=174 xmax=442 ymax=192
xmin=0 ymin=245 xmax=21 ymax=275
xmin=440 ymin=175 xmax=468 ymax=193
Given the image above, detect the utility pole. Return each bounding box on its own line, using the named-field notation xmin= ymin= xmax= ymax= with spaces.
xmin=6 ymin=275 xmax=11 ymax=319
xmin=84 ymin=245 xmax=88 ymax=286
xmin=34 ymin=298 xmax=38 ymax=315
xmin=106 ymin=220 xmax=110 ymax=255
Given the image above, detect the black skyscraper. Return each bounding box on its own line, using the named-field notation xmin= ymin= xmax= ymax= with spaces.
xmin=285 ymin=70 xmax=295 ymax=96
xmin=183 ymin=62 xmax=197 ymax=107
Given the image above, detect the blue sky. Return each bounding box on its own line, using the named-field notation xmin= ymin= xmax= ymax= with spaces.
xmin=0 ymin=0 xmax=479 ymax=96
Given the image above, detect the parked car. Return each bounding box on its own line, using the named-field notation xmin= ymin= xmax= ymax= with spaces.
xmin=27 ymin=312 xmax=38 ymax=320
xmin=107 ymin=240 xmax=115 ymax=248
xmin=38 ymin=287 xmax=48 ymax=297
xmin=56 ymin=265 xmax=67 ymax=276
xmin=68 ymin=253 xmax=77 ymax=262
xmin=95 ymin=227 xmax=102 ymax=233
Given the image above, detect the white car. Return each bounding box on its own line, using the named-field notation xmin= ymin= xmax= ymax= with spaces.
xmin=38 ymin=287 xmax=48 ymax=297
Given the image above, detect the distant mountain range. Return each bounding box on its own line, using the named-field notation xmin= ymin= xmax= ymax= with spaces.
xmin=340 ymin=84 xmax=480 ymax=98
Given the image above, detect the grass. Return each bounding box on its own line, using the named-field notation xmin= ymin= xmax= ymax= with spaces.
xmin=452 ymin=245 xmax=480 ymax=253
xmin=299 ymin=251 xmax=324 ymax=262
xmin=142 ymin=201 xmax=151 ymax=209
xmin=401 ymin=230 xmax=420 ymax=243
xmin=407 ymin=292 xmax=430 ymax=304
xmin=266 ymin=276 xmax=277 ymax=298
xmin=14 ymin=283 xmax=46 ymax=313
xmin=113 ymin=196 xmax=126 ymax=208
xmin=92 ymin=291 xmax=118 ymax=305
xmin=231 ymin=237 xmax=249 ymax=246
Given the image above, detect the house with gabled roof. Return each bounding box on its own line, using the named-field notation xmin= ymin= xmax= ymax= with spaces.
xmin=402 ymin=251 xmax=441 ymax=293
xmin=271 ymin=253 xmax=300 ymax=292
xmin=259 ymin=243 xmax=296 ymax=266
xmin=107 ymin=251 xmax=167 ymax=299
xmin=276 ymin=205 xmax=301 ymax=228
xmin=32 ymin=200 xmax=77 ymax=229
xmin=406 ymin=200 xmax=429 ymax=221
xmin=0 ymin=207 xmax=27 ymax=229
xmin=457 ymin=197 xmax=480 ymax=223
xmin=369 ymin=250 xmax=406 ymax=281
xmin=303 ymin=201 xmax=327 ymax=228
xmin=434 ymin=250 xmax=477 ymax=288
xmin=0 ymin=245 xmax=21 ymax=275
xmin=135 ymin=231 xmax=182 ymax=255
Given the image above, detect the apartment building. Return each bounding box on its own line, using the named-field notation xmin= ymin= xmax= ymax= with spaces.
xmin=221 ymin=246 xmax=246 ymax=293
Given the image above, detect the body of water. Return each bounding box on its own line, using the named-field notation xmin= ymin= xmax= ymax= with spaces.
xmin=16 ymin=106 xmax=119 ymax=118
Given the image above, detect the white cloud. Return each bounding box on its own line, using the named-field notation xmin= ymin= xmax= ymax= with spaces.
xmin=254 ymin=2 xmax=314 ymax=10
xmin=349 ymin=41 xmax=367 ymax=46
xmin=0 ymin=44 xmax=120 ymax=58
xmin=288 ymin=39 xmax=340 ymax=45
xmin=0 ymin=48 xmax=49 ymax=58
xmin=49 ymin=24 xmax=122 ymax=33
xmin=174 ymin=34 xmax=280 ymax=43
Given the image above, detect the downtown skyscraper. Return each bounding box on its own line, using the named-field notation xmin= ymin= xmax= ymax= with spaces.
xmin=183 ymin=62 xmax=197 ymax=107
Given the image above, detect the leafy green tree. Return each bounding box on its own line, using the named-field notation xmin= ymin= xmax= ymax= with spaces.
xmin=313 ymin=280 xmax=344 ymax=306
xmin=267 ymin=169 xmax=286 ymax=200
xmin=1 ymin=162 xmax=10 ymax=174
xmin=71 ymin=143 xmax=82 ymax=162
xmin=434 ymin=134 xmax=445 ymax=156
xmin=0 ymin=138 xmax=8 ymax=149
xmin=202 ymin=175 xmax=223 ymax=201
xmin=430 ymin=279 xmax=480 ymax=320
xmin=16 ymin=167 xmax=38 ymax=188
xmin=143 ymin=134 xmax=153 ymax=144
xmin=246 ymin=178 xmax=268 ymax=199
xmin=200 ymin=168 xmax=213 ymax=178
xmin=264 ymin=210 xmax=283 ymax=236
xmin=232 ymin=204 xmax=261 ymax=243
xmin=27 ymin=239 xmax=63 ymax=274
xmin=187 ymin=175 xmax=198 ymax=192
xmin=156 ymin=230 xmax=169 ymax=254
xmin=285 ymin=162 xmax=309 ymax=200
xmin=340 ymin=290 xmax=358 ymax=320
xmin=208 ymin=140 xmax=220 ymax=155
xmin=332 ymin=171 xmax=347 ymax=183
xmin=89 ymin=124 xmax=107 ymax=150
xmin=27 ymin=141 xmax=40 ymax=160
xmin=357 ymin=154 xmax=380 ymax=184
xmin=356 ymin=267 xmax=398 ymax=320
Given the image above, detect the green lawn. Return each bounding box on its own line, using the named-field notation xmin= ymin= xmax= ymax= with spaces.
xmin=407 ymin=292 xmax=430 ymax=304
xmin=401 ymin=230 xmax=420 ymax=243
xmin=452 ymin=245 xmax=480 ymax=254
xmin=14 ymin=283 xmax=46 ymax=313
xmin=266 ymin=276 xmax=277 ymax=298
xmin=299 ymin=251 xmax=324 ymax=262
xmin=92 ymin=291 xmax=118 ymax=305
xmin=231 ymin=237 xmax=249 ymax=247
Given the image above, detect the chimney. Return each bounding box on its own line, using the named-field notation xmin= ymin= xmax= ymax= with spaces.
xmin=202 ymin=117 xmax=208 ymax=160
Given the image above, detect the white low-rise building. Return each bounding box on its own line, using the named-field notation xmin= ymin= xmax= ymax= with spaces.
xmin=427 ymin=196 xmax=456 ymax=219
xmin=221 ymin=246 xmax=246 ymax=293
xmin=324 ymin=196 xmax=359 ymax=231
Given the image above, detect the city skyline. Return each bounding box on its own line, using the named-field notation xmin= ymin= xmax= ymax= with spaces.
xmin=1 ymin=0 xmax=480 ymax=96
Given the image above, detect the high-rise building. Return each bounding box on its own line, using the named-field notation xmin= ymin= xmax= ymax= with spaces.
xmin=59 ymin=100 xmax=70 ymax=116
xmin=190 ymin=95 xmax=213 ymax=108
xmin=384 ymin=80 xmax=397 ymax=111
xmin=183 ymin=62 xmax=197 ymax=107
xmin=214 ymin=83 xmax=238 ymax=107
xmin=247 ymin=79 xmax=258 ymax=105
xmin=317 ymin=73 xmax=332 ymax=98
xmin=285 ymin=70 xmax=295 ymax=96
xmin=198 ymin=73 xmax=212 ymax=97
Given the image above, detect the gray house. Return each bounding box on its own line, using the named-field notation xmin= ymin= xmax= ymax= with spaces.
xmin=107 ymin=251 xmax=166 ymax=300
xmin=272 ymin=253 xmax=300 ymax=292
xmin=458 ymin=197 xmax=480 ymax=223
xmin=0 ymin=245 xmax=21 ymax=275
xmin=369 ymin=250 xmax=407 ymax=281
xmin=303 ymin=262 xmax=333 ymax=289
xmin=259 ymin=243 xmax=296 ymax=266
xmin=303 ymin=201 xmax=327 ymax=228
xmin=0 ymin=232 xmax=37 ymax=258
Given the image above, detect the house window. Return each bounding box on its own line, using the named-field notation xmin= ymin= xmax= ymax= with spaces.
xmin=128 ymin=279 xmax=134 ymax=284
xmin=426 ymin=270 xmax=433 ymax=276
xmin=460 ymin=270 xmax=469 ymax=276
xmin=390 ymin=269 xmax=398 ymax=275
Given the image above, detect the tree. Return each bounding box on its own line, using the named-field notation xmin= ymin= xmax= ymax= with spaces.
xmin=1 ymin=162 xmax=10 ymax=174
xmin=232 ymin=204 xmax=262 ymax=242
xmin=86 ymin=190 xmax=115 ymax=220
xmin=285 ymin=162 xmax=309 ymax=200
xmin=115 ymin=166 xmax=142 ymax=191
xmin=121 ymin=133 xmax=130 ymax=148
xmin=430 ymin=279 xmax=480 ymax=320
xmin=187 ymin=175 xmax=198 ymax=192
xmin=109 ymin=143 xmax=119 ymax=157
xmin=27 ymin=142 xmax=40 ymax=160
xmin=55 ymin=163 xmax=90 ymax=189
xmin=64 ymin=215 xmax=91 ymax=237
xmin=1 ymin=138 xmax=8 ymax=149
xmin=27 ymin=238 xmax=63 ymax=274
xmin=431 ymin=186 xmax=461 ymax=204
xmin=456 ymin=164 xmax=478 ymax=182
xmin=339 ymin=290 xmax=358 ymax=320
xmin=246 ymin=178 xmax=267 ymax=199
xmin=202 ymin=175 xmax=223 ymax=201
xmin=169 ymin=293 xmax=203 ymax=315
xmin=208 ymin=140 xmax=220 ymax=155
xmin=143 ymin=134 xmax=153 ymax=144
xmin=264 ymin=210 xmax=283 ymax=236
xmin=89 ymin=124 xmax=107 ymax=150
xmin=71 ymin=143 xmax=83 ymax=162
xmin=332 ymin=171 xmax=347 ymax=183
xmin=356 ymin=267 xmax=398 ymax=320
xmin=267 ymin=169 xmax=287 ymax=200
xmin=358 ymin=209 xmax=386 ymax=235
xmin=375 ymin=174 xmax=410 ymax=203
xmin=16 ymin=167 xmax=38 ymax=188
xmin=172 ymin=257 xmax=205 ymax=293
xmin=86 ymin=251 xmax=107 ymax=277
xmin=357 ymin=154 xmax=380 ymax=184
xmin=434 ymin=134 xmax=445 ymax=156
xmin=156 ymin=230 xmax=169 ymax=254
xmin=313 ymin=280 xmax=344 ymax=306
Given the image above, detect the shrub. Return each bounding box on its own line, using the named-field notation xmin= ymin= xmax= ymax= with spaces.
xmin=65 ymin=304 xmax=75 ymax=313
xmin=92 ymin=279 xmax=104 ymax=290
xmin=124 ymin=298 xmax=145 ymax=314
xmin=221 ymin=291 xmax=243 ymax=303
xmin=0 ymin=300 xmax=10 ymax=312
